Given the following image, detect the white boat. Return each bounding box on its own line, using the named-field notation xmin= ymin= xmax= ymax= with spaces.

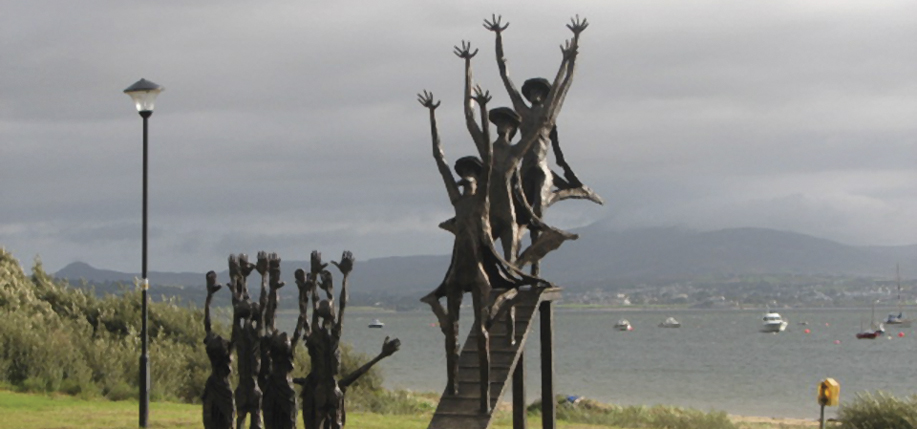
xmin=761 ymin=311 xmax=788 ymax=333
xmin=658 ymin=317 xmax=681 ymax=328
xmin=614 ymin=319 xmax=633 ymax=331
xmin=885 ymin=265 xmax=912 ymax=327
xmin=368 ymin=319 xmax=384 ymax=328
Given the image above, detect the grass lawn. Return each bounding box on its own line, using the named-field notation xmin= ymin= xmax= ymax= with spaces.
xmin=1 ymin=389 xmax=821 ymax=429
xmin=0 ymin=390 xmax=617 ymax=429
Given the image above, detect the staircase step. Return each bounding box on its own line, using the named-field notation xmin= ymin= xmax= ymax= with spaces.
xmin=456 ymin=366 xmax=511 ymax=382
xmin=428 ymin=287 xmax=561 ymax=429
xmin=436 ymin=383 xmax=502 ymax=404
xmin=457 ymin=350 xmax=515 ymax=367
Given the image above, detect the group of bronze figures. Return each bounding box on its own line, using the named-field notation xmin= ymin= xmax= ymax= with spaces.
xmin=419 ymin=15 xmax=602 ymax=413
xmin=199 ymin=14 xmax=598 ymax=428
xmin=202 ymin=251 xmax=400 ymax=429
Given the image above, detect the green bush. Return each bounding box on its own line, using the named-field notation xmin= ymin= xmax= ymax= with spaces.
xmin=837 ymin=391 xmax=917 ymax=429
xmin=0 ymin=249 xmax=214 ymax=402
xmin=527 ymin=396 xmax=737 ymax=429
xmin=0 ymin=247 xmax=398 ymax=410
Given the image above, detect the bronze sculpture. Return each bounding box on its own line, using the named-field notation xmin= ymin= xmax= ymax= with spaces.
xmin=420 ymin=17 xmax=602 ymax=426
xmin=484 ymin=14 xmax=601 ymax=270
xmin=205 ymin=249 xmax=397 ymax=428
xmin=228 ymin=254 xmax=264 ymax=429
xmin=260 ymin=253 xmax=301 ymax=429
xmin=203 ymin=271 xmax=236 ymax=429
xmin=418 ymin=41 xmax=548 ymax=412
xmin=295 ymin=251 xmax=400 ymax=429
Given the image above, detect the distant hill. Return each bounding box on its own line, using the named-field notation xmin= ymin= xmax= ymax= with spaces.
xmin=55 ymin=227 xmax=915 ymax=297
xmin=543 ymin=226 xmax=916 ymax=287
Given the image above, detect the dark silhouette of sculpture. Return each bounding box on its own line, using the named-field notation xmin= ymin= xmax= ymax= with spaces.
xmin=228 ymin=254 xmax=264 ymax=429
xmin=204 ymin=250 xmax=396 ymax=428
xmin=418 ymin=41 xmax=548 ymax=413
xmin=260 ymin=253 xmax=301 ymax=429
xmin=254 ymin=252 xmax=274 ymax=409
xmin=484 ymin=14 xmax=601 ymax=271
xmin=203 ymin=271 xmax=235 ymax=429
xmin=294 ymin=251 xmax=400 ymax=429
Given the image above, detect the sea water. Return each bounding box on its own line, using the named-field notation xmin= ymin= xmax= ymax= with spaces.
xmin=279 ymin=307 xmax=917 ymax=419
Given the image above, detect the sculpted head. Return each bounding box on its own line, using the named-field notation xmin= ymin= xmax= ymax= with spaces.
xmin=489 ymin=107 xmax=521 ymax=140
xmin=454 ymin=156 xmax=483 ymax=195
xmin=522 ymin=78 xmax=551 ymax=105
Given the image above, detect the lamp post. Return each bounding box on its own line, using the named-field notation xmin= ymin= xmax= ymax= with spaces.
xmin=124 ymin=78 xmax=163 ymax=429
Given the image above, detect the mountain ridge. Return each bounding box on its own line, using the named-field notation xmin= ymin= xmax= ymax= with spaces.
xmin=55 ymin=226 xmax=916 ymax=293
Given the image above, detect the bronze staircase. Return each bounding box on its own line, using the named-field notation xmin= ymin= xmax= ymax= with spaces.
xmin=428 ymin=287 xmax=561 ymax=429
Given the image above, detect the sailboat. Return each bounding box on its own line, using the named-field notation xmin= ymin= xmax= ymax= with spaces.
xmin=856 ymin=300 xmax=885 ymax=340
xmin=884 ymin=264 xmax=911 ymax=327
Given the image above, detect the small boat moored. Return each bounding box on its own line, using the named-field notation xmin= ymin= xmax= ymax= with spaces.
xmin=856 ymin=301 xmax=885 ymax=339
xmin=368 ymin=319 xmax=384 ymax=328
xmin=614 ymin=319 xmax=633 ymax=331
xmin=885 ymin=265 xmax=912 ymax=327
xmin=761 ymin=311 xmax=788 ymax=333
xmin=856 ymin=324 xmax=885 ymax=340
xmin=658 ymin=317 xmax=681 ymax=328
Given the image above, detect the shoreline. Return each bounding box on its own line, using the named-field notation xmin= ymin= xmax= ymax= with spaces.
xmin=729 ymin=414 xmax=821 ymax=427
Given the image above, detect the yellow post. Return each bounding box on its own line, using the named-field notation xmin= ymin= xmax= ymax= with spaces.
xmin=817 ymin=378 xmax=840 ymax=429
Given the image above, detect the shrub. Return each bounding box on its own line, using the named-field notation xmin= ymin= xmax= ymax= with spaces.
xmin=0 ymin=247 xmax=398 ymax=410
xmin=837 ymin=391 xmax=917 ymax=429
xmin=528 ymin=396 xmax=737 ymax=429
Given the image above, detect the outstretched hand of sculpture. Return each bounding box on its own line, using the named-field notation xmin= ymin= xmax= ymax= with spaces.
xmin=561 ymin=38 xmax=578 ymax=62
xmin=483 ymin=14 xmax=508 ymax=33
xmin=453 ymin=40 xmax=478 ymax=60
xmin=417 ymin=90 xmax=440 ymax=110
xmin=472 ymin=85 xmax=492 ymax=106
xmin=566 ymin=15 xmax=588 ymax=38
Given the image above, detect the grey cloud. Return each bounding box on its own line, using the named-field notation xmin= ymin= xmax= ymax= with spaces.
xmin=3 ymin=1 xmax=915 ymax=273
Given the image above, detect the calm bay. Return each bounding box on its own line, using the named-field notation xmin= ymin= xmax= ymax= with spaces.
xmin=279 ymin=307 xmax=917 ymax=419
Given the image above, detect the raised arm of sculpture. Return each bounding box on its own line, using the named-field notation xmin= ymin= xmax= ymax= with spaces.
xmin=204 ymin=271 xmax=221 ymax=335
xmin=291 ymin=312 xmax=305 ymax=350
xmin=256 ymin=251 xmax=270 ymax=332
xmin=484 ymin=14 xmax=529 ymax=115
xmin=417 ymin=90 xmax=461 ymax=204
xmin=265 ymin=252 xmax=284 ymax=333
xmin=228 ymin=254 xmax=244 ymax=345
xmin=293 ymin=268 xmax=312 ymax=336
xmin=331 ymin=251 xmax=354 ymax=336
xmin=309 ymin=251 xmax=326 ymax=329
xmin=471 ymin=86 xmax=494 ymax=198
xmin=239 ymin=253 xmax=255 ymax=298
xmin=319 ymin=270 xmax=335 ymax=321
xmin=544 ymin=16 xmax=588 ymax=123
xmin=455 ymin=41 xmax=489 ymax=158
xmin=339 ymin=336 xmax=401 ymax=390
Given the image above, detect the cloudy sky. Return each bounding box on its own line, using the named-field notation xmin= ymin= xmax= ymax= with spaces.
xmin=2 ymin=1 xmax=915 ymax=274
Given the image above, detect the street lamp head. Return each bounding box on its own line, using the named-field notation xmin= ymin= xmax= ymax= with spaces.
xmin=124 ymin=78 xmax=164 ymax=114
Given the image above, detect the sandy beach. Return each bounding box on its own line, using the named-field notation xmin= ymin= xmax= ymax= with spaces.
xmin=730 ymin=414 xmax=822 ymax=428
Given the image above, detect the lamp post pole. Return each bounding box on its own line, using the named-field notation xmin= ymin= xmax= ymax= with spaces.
xmin=124 ymin=78 xmax=163 ymax=429
xmin=139 ymin=109 xmax=151 ymax=428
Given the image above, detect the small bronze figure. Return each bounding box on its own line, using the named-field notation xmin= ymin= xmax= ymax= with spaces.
xmin=229 ymin=254 xmax=264 ymax=429
xmin=296 ymin=251 xmax=401 ymax=429
xmin=260 ymin=253 xmax=301 ymax=429
xmin=203 ymin=271 xmax=236 ymax=429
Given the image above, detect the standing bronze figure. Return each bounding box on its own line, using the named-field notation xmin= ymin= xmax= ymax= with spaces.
xmin=419 ymin=41 xmax=547 ymax=413
xmin=260 ymin=254 xmax=301 ymax=429
xmin=228 ymin=254 xmax=264 ymax=429
xmin=295 ymin=251 xmax=401 ymax=429
xmin=203 ymin=271 xmax=235 ymax=429
xmin=484 ymin=14 xmax=600 ymax=270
